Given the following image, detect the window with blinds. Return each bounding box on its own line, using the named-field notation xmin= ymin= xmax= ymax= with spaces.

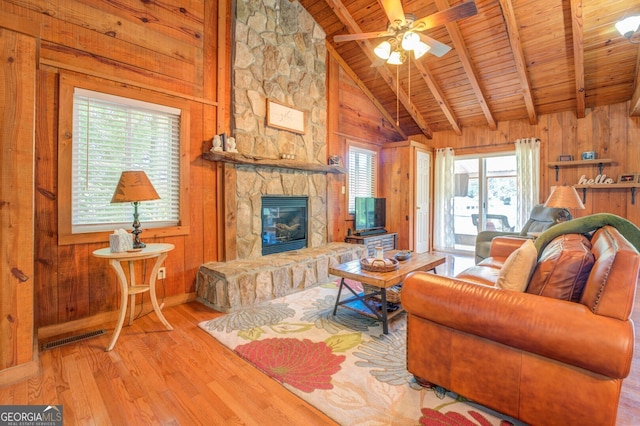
xmin=72 ymin=88 xmax=181 ymax=233
xmin=348 ymin=145 xmax=377 ymax=214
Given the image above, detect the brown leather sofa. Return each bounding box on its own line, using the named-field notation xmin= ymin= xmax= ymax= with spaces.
xmin=402 ymin=225 xmax=640 ymax=425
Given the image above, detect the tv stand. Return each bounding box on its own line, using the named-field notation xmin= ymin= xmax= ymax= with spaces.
xmin=345 ymin=232 xmax=397 ymax=257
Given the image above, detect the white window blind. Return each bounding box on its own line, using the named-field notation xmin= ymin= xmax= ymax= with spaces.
xmin=348 ymin=145 xmax=377 ymax=214
xmin=72 ymin=88 xmax=181 ymax=233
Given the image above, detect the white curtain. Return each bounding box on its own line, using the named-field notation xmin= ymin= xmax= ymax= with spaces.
xmin=434 ymin=147 xmax=455 ymax=251
xmin=515 ymin=138 xmax=540 ymax=229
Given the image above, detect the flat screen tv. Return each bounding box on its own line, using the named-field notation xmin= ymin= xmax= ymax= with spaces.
xmin=354 ymin=197 xmax=386 ymax=234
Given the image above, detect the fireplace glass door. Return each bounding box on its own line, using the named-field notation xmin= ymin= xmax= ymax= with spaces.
xmin=262 ymin=196 xmax=308 ymax=255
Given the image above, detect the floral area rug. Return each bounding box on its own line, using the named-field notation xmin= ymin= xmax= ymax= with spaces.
xmin=198 ymin=281 xmax=521 ymax=426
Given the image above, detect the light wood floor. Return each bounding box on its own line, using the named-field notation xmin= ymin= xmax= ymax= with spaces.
xmin=1 ymin=253 xmax=639 ymax=425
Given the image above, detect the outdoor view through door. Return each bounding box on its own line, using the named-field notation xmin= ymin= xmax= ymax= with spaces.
xmin=453 ymin=154 xmax=517 ymax=251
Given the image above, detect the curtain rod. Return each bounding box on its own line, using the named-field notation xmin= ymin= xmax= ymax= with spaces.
xmin=452 ymin=141 xmax=515 ymax=151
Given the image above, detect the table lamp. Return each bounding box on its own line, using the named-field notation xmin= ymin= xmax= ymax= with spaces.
xmin=544 ymin=184 xmax=585 ymax=221
xmin=111 ymin=171 xmax=160 ymax=248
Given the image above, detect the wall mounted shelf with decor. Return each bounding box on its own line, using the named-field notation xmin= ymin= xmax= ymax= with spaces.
xmin=573 ymin=183 xmax=640 ymax=205
xmin=547 ymin=159 xmax=613 ymax=181
xmin=202 ymin=151 xmax=347 ymax=174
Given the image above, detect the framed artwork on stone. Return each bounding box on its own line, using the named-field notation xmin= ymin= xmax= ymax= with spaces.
xmin=266 ymin=99 xmax=305 ymax=134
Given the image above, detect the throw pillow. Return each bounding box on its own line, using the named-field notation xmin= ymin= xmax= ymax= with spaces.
xmin=527 ymin=234 xmax=594 ymax=302
xmin=496 ymin=239 xmax=537 ymax=292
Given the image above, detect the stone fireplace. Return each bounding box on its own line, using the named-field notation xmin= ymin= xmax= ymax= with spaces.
xmin=228 ymin=0 xmax=328 ymax=260
xmin=195 ymin=1 xmax=360 ymax=312
xmin=261 ymin=195 xmax=308 ymax=255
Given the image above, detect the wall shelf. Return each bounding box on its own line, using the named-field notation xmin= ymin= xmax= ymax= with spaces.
xmin=573 ymin=183 xmax=640 ymax=204
xmin=202 ymin=151 xmax=347 ymax=174
xmin=547 ymin=159 xmax=613 ymax=181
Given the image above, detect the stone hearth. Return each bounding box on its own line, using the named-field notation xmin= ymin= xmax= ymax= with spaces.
xmin=196 ymin=243 xmax=365 ymax=312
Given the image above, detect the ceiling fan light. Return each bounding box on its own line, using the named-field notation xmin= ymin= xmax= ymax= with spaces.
xmin=616 ymin=16 xmax=640 ymax=38
xmin=413 ymin=41 xmax=431 ymax=59
xmin=401 ymin=31 xmax=420 ymax=50
xmin=387 ymin=50 xmax=405 ymax=65
xmin=374 ymin=41 xmax=392 ymax=60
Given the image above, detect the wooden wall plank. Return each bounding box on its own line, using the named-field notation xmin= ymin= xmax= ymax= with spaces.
xmin=0 ymin=23 xmax=37 ymax=369
xmin=3 ymin=0 xmax=204 ymax=55
xmin=34 ymin=70 xmax=59 ymax=326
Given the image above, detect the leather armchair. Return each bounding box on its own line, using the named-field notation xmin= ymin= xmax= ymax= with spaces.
xmin=474 ymin=204 xmax=569 ymax=263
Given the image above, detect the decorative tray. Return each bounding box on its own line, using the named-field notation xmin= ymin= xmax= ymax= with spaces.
xmin=360 ymin=257 xmax=399 ymax=272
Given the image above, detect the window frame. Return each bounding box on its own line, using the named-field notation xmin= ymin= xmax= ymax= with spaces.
xmin=347 ymin=142 xmax=379 ymax=215
xmin=58 ymin=73 xmax=190 ymax=245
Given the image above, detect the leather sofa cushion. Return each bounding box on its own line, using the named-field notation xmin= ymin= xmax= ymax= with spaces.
xmin=456 ymin=265 xmax=500 ymax=286
xmin=526 ymin=234 xmax=594 ymax=302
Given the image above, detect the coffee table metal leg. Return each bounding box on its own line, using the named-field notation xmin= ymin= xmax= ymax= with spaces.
xmin=380 ymin=288 xmax=389 ymax=334
xmin=333 ymin=278 xmax=346 ymax=315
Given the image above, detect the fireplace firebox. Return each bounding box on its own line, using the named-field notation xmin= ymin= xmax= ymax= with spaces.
xmin=262 ymin=196 xmax=308 ymax=255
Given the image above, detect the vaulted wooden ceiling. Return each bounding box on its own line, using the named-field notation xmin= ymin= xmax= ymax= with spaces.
xmin=299 ymin=0 xmax=640 ymax=139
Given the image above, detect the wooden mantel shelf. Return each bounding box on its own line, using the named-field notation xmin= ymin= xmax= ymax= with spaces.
xmin=202 ymin=151 xmax=347 ymax=174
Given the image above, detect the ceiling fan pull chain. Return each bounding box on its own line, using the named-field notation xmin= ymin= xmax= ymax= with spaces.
xmin=396 ymin=65 xmax=400 ymax=126
xmin=408 ymin=53 xmax=411 ymax=112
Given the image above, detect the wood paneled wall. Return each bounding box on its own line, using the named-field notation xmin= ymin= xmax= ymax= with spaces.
xmin=328 ymin=56 xmax=640 ymax=243
xmin=428 ymin=103 xmax=640 ymax=227
xmin=327 ymin=58 xmax=402 ymax=242
xmin=0 ymin=0 xmax=224 ymax=333
xmin=3 ymin=0 xmax=639 ymax=336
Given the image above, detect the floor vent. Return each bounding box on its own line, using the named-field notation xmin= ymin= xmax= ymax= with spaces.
xmin=41 ymin=329 xmax=106 ymax=351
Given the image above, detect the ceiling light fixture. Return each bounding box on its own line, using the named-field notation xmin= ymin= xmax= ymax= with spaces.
xmin=615 ymin=15 xmax=640 ymax=43
xmin=373 ymin=14 xmax=431 ymax=65
xmin=375 ymin=34 xmax=430 ymax=64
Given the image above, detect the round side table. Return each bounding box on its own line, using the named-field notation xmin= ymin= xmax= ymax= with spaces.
xmin=93 ymin=243 xmax=174 ymax=351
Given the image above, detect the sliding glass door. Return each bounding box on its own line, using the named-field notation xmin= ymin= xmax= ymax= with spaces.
xmin=453 ymin=153 xmax=517 ymax=251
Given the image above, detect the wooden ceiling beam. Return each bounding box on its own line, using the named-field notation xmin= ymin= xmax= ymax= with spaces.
xmin=570 ymin=0 xmax=586 ymax=118
xmin=498 ymin=0 xmax=537 ymax=125
xmin=413 ymin=59 xmax=462 ymax=135
xmin=434 ymin=0 xmax=497 ymax=130
xmin=325 ymin=0 xmax=433 ymax=138
xmin=629 ymin=48 xmax=640 ymax=116
xmin=326 ymin=43 xmax=408 ymax=138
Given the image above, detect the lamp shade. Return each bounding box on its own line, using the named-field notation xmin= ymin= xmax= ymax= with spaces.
xmin=387 ymin=50 xmax=405 ymax=65
xmin=544 ymin=185 xmax=585 ymax=210
xmin=413 ymin=41 xmax=431 ymax=59
xmin=374 ymin=41 xmax=391 ymax=60
xmin=401 ymin=31 xmax=420 ymax=50
xmin=111 ymin=171 xmax=160 ymax=203
xmin=615 ymin=16 xmax=640 ymax=38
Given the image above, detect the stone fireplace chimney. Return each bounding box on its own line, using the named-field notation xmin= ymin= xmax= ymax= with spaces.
xmin=226 ymin=0 xmax=328 ymax=260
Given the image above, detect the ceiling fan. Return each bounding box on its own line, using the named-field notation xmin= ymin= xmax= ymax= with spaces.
xmin=334 ymin=0 xmax=478 ymax=64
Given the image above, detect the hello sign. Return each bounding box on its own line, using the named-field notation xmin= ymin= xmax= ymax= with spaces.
xmin=577 ymin=174 xmax=614 ymax=185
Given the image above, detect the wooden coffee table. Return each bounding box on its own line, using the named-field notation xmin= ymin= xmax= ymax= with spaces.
xmin=329 ymin=251 xmax=446 ymax=334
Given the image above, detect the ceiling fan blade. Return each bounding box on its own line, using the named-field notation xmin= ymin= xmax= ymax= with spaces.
xmin=419 ymin=33 xmax=452 ymax=57
xmin=380 ymin=0 xmax=406 ymax=26
xmin=413 ymin=1 xmax=478 ymax=32
xmin=334 ymin=31 xmax=392 ymax=43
